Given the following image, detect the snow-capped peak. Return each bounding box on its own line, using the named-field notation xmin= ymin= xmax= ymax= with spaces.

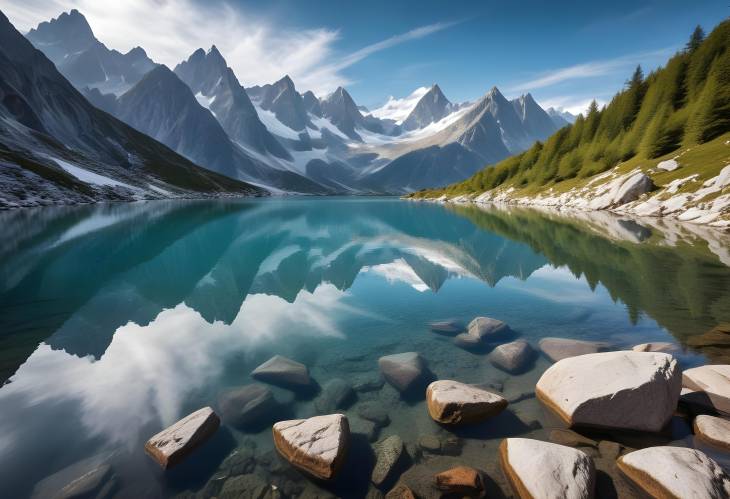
xmin=368 ymin=86 xmax=430 ymax=124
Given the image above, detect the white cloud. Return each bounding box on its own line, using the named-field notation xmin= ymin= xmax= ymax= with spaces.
xmin=538 ymin=96 xmax=607 ymax=116
xmin=508 ymin=48 xmax=674 ymax=93
xmin=4 ymin=0 xmax=455 ymax=96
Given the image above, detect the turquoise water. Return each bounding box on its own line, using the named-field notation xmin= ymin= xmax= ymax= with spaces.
xmin=0 ymin=198 xmax=729 ymax=498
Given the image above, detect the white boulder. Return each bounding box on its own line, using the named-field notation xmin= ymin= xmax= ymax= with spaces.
xmin=682 ymin=364 xmax=730 ymax=415
xmin=694 ymin=415 xmax=730 ymax=451
xmin=618 ymin=446 xmax=730 ymax=498
xmin=499 ymin=438 xmax=595 ymax=499
xmin=536 ymin=351 xmax=681 ymax=432
xmin=272 ymin=414 xmax=349 ymax=480
xmin=145 ymin=407 xmax=220 ymax=469
xmin=657 ymin=159 xmax=680 ymax=171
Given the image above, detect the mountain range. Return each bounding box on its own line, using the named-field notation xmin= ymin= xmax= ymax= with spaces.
xmin=3 ymin=8 xmax=577 ymax=203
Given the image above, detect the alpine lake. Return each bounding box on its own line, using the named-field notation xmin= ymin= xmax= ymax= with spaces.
xmin=1 ymin=197 xmax=729 ymax=498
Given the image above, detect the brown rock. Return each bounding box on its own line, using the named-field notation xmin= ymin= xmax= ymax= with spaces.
xmin=598 ymin=440 xmax=621 ymax=460
xmin=385 ymin=484 xmax=416 ymax=499
xmin=426 ymin=380 xmax=507 ymax=425
xmin=145 ymin=407 xmax=220 ymax=469
xmin=272 ymin=414 xmax=349 ymax=480
xmin=548 ymin=429 xmax=597 ymax=448
xmin=434 ymin=466 xmax=485 ymax=497
xmin=489 ymin=339 xmax=534 ymax=373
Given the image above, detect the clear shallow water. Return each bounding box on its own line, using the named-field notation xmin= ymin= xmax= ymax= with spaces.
xmin=0 ymin=198 xmax=729 ymax=498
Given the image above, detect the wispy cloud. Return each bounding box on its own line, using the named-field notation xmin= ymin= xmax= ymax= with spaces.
xmin=508 ymin=48 xmax=675 ymax=92
xmin=4 ymin=0 xmax=456 ymax=95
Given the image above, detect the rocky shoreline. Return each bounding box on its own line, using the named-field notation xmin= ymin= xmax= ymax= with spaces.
xmin=50 ymin=316 xmax=730 ymax=498
xmin=411 ymin=162 xmax=730 ymax=230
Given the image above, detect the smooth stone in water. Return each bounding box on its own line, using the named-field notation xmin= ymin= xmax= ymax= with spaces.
xmin=357 ymin=401 xmax=390 ymax=427
xmin=272 ymin=414 xmax=349 ymax=480
xmin=489 ymin=339 xmax=533 ymax=373
xmin=434 ymin=466 xmax=485 ymax=497
xmin=218 ymin=384 xmax=277 ymax=427
xmin=539 ymin=337 xmax=610 ymax=362
xmin=467 ymin=316 xmax=509 ymax=341
xmin=314 ymin=378 xmax=354 ymax=413
xmin=353 ymin=375 xmax=385 ymax=393
xmin=500 ymin=438 xmax=595 ymax=499
xmin=350 ymin=417 xmax=379 ymax=442
xmin=536 ymin=351 xmax=681 ymax=432
xmin=428 ymin=320 xmax=463 ymax=336
xmin=694 ymin=414 xmax=730 ymax=450
xmin=252 ymin=355 xmax=311 ymax=388
xmin=371 ymin=435 xmax=405 ymax=487
xmin=418 ymin=435 xmax=441 ymax=453
xmin=453 ymin=333 xmax=483 ymax=350
xmin=682 ymin=364 xmax=730 ymax=415
xmin=144 ymin=407 xmax=220 ymax=469
xmin=219 ymin=474 xmax=280 ymax=499
xmin=378 ymin=352 xmax=426 ymax=393
xmin=597 ymin=440 xmax=621 ymax=460
xmin=426 ymin=380 xmax=507 ymax=425
xmin=548 ymin=429 xmax=597 ymax=448
xmin=618 ymin=446 xmax=730 ymax=498
xmin=55 ymin=464 xmax=115 ymax=499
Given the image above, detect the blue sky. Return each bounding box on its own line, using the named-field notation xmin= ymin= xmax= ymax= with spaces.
xmin=6 ymin=0 xmax=729 ymax=113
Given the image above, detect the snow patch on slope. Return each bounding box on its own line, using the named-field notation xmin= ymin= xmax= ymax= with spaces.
xmin=52 ymin=157 xmax=136 ymax=190
xmin=369 ymin=87 xmax=429 ymax=124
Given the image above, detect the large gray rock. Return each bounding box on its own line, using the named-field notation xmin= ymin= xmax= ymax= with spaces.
xmin=499 ymin=438 xmax=595 ymax=499
xmin=371 ymin=435 xmax=405 ymax=487
xmin=489 ymin=339 xmax=533 ymax=373
xmin=613 ymin=172 xmax=654 ymax=205
xmin=536 ymin=351 xmax=681 ymax=432
xmin=694 ymin=415 xmax=730 ymax=451
xmin=426 ymin=380 xmax=507 ymax=425
xmin=378 ymin=352 xmax=427 ymax=393
xmin=218 ymin=384 xmax=277 ymax=427
xmin=145 ymin=407 xmax=220 ymax=469
xmin=618 ymin=447 xmax=730 ymax=498
xmin=272 ymin=414 xmax=349 ymax=480
xmin=251 ymin=355 xmax=311 ymax=388
xmin=539 ymin=337 xmax=610 ymax=362
xmin=682 ymin=364 xmax=730 ymax=415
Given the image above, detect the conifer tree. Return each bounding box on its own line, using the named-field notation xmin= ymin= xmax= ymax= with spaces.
xmin=686 ymin=25 xmax=705 ymax=52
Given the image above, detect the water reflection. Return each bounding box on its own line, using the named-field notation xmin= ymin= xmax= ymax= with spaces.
xmin=0 ymin=198 xmax=729 ymax=497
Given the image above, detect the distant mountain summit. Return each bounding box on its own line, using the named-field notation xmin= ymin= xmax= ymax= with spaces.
xmin=401 ymin=84 xmax=453 ymax=130
xmin=319 ymin=86 xmax=368 ymax=140
xmin=546 ymin=107 xmax=577 ymax=127
xmin=511 ymin=93 xmax=560 ymax=141
xmin=174 ymin=46 xmax=290 ymax=159
xmin=26 ymin=9 xmax=156 ymax=95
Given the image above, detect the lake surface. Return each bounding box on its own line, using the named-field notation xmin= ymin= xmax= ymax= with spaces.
xmin=1 ymin=197 xmax=729 ymax=498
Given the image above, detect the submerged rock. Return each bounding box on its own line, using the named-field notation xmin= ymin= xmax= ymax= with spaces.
xmin=682 ymin=364 xmax=730 ymax=415
xmin=694 ymin=415 xmax=730 ymax=450
xmin=489 ymin=339 xmax=534 ymax=373
xmin=500 ymin=438 xmax=595 ymax=499
xmin=536 ymin=351 xmax=681 ymax=432
xmin=371 ymin=435 xmax=405 ymax=487
xmin=219 ymin=384 xmax=277 ymax=427
xmin=618 ymin=447 xmax=730 ymax=498
xmin=353 ymin=375 xmax=385 ymax=393
xmin=314 ymin=378 xmax=354 ymax=413
xmin=467 ymin=317 xmax=509 ymax=340
xmin=434 ymin=466 xmax=485 ymax=497
xmin=56 ymin=464 xmax=116 ymax=499
xmin=357 ymin=401 xmax=390 ymax=427
xmin=144 ymin=407 xmax=220 ymax=469
xmin=426 ymin=380 xmax=507 ymax=425
xmin=548 ymin=429 xmax=597 ymax=448
xmin=538 ymin=337 xmax=610 ymax=362
xmin=350 ymin=417 xmax=379 ymax=442
xmin=252 ymin=355 xmax=311 ymax=388
xmin=272 ymin=414 xmax=349 ymax=480
xmin=428 ymin=320 xmax=463 ymax=336
xmin=453 ymin=333 xmax=483 ymax=350
xmin=219 ymin=474 xmax=281 ymax=499
xmin=378 ymin=352 xmax=427 ymax=393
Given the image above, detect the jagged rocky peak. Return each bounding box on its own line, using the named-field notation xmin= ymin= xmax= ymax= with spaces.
xmin=401 ymin=83 xmax=453 ymax=130
xmin=27 ymin=9 xmax=95 ymax=49
xmin=510 ymin=92 xmax=559 ymax=140
xmin=302 ymin=90 xmax=322 ymax=116
xmin=319 ymin=86 xmax=367 ymax=140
